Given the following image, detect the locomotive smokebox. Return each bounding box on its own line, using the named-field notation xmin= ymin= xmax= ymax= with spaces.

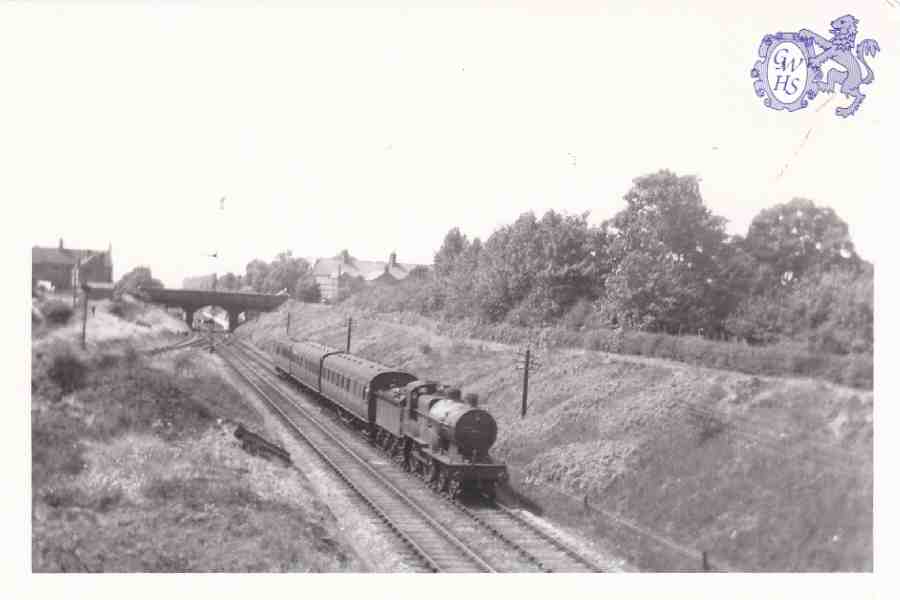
xmin=429 ymin=398 xmax=497 ymax=459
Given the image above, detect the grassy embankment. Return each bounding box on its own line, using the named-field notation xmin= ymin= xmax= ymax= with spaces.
xmin=239 ymin=300 xmax=872 ymax=572
xmin=31 ymin=295 xmax=360 ymax=572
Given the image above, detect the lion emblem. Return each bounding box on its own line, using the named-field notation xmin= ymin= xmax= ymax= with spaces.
xmin=751 ymin=14 xmax=879 ymax=118
xmin=799 ymin=15 xmax=880 ymax=117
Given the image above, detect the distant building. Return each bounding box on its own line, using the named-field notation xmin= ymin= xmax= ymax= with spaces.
xmin=32 ymin=238 xmax=113 ymax=291
xmin=312 ymin=251 xmax=430 ymax=302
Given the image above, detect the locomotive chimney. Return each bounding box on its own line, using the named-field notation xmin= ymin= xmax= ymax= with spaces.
xmin=464 ymin=393 xmax=479 ymax=407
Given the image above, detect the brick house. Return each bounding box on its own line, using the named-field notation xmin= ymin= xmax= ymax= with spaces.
xmin=32 ymin=238 xmax=113 ymax=291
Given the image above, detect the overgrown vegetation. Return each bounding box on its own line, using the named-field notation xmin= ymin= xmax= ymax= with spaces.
xmin=32 ymin=333 xmax=357 ymax=572
xmin=47 ymin=349 xmax=87 ymax=394
xmin=40 ymin=300 xmax=74 ymax=325
xmin=114 ymin=266 xmax=163 ymax=299
xmin=329 ymin=170 xmax=870 ymax=387
xmin=186 ymin=250 xmax=321 ymax=301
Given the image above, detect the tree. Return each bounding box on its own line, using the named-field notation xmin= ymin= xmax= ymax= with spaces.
xmin=434 ymin=227 xmax=470 ymax=279
xmin=115 ymin=266 xmax=163 ymax=298
xmin=743 ymin=197 xmax=859 ymax=284
xmin=600 ymin=170 xmax=727 ymax=333
xmin=724 ymin=263 xmax=873 ymax=352
xmin=260 ymin=250 xmax=310 ymax=294
xmin=244 ymin=259 xmax=271 ymax=292
xmin=219 ymin=272 xmax=238 ymax=290
xmin=467 ymin=210 xmax=607 ymax=324
xmin=294 ymin=276 xmax=321 ymax=303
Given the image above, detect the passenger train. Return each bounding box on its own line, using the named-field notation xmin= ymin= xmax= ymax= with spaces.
xmin=271 ymin=338 xmax=507 ymax=500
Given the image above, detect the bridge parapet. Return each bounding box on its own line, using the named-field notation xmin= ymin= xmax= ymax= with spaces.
xmin=143 ymin=287 xmax=288 ymax=331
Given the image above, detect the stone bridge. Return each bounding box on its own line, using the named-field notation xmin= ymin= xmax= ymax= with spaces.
xmin=143 ymin=287 xmax=288 ymax=331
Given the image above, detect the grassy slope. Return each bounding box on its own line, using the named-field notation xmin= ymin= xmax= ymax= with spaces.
xmin=31 ymin=299 xmax=360 ymax=572
xmin=240 ymin=301 xmax=872 ymax=572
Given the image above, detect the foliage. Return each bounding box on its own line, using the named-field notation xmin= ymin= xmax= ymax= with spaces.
xmin=48 ymin=349 xmax=87 ymax=393
xmin=250 ymin=168 xmax=873 ymax=376
xmin=725 ymin=264 xmax=873 ymax=353
xmin=600 ymin=171 xmax=727 ymax=334
xmin=460 ymin=211 xmax=606 ymax=324
xmin=41 ymin=300 xmax=74 ymax=325
xmin=742 ymin=197 xmax=860 ymax=284
xmin=294 ymin=275 xmax=322 ymax=303
xmin=115 ymin=266 xmax=163 ymax=298
xmin=243 ymin=251 xmax=312 ymax=297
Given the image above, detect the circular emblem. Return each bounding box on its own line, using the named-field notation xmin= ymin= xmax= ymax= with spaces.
xmin=751 ymin=32 xmax=821 ymax=112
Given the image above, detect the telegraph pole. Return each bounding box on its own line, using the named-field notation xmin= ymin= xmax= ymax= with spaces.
xmin=72 ymin=258 xmax=80 ymax=307
xmin=286 ymin=312 xmax=291 ymax=337
xmin=515 ymin=345 xmax=541 ymax=418
xmin=81 ymin=284 xmax=88 ymax=349
xmin=346 ymin=317 xmax=353 ymax=352
xmin=521 ymin=347 xmax=530 ymax=418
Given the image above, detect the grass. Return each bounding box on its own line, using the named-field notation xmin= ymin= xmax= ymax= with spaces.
xmin=32 ymin=313 xmax=359 ymax=572
xmin=40 ymin=300 xmax=74 ymax=325
xmin=239 ymin=300 xmax=873 ymax=572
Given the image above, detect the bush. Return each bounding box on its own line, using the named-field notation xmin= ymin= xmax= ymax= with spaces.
xmin=41 ymin=300 xmax=74 ymax=325
xmin=48 ymin=351 xmax=87 ymax=393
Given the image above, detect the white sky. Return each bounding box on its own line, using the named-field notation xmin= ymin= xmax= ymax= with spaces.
xmin=4 ymin=1 xmax=897 ymax=287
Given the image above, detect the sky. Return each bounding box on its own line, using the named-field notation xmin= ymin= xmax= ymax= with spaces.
xmin=4 ymin=0 xmax=897 ymax=287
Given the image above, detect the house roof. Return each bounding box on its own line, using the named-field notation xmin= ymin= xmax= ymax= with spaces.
xmin=32 ymin=246 xmax=109 ymax=267
xmin=312 ymin=254 xmax=428 ymax=281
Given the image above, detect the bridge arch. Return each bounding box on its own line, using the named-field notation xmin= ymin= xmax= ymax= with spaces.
xmin=143 ymin=288 xmax=288 ymax=332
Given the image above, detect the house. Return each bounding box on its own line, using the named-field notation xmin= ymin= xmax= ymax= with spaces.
xmin=32 ymin=239 xmax=113 ymax=291
xmin=312 ymin=251 xmax=429 ymax=302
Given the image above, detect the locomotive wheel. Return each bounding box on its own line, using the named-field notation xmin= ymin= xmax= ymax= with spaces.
xmin=426 ymin=460 xmax=438 ymax=485
xmin=448 ymin=478 xmax=462 ymax=500
xmin=437 ymin=471 xmax=448 ymax=494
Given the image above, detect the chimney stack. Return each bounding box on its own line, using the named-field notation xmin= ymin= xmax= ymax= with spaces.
xmin=389 ymin=252 xmax=397 ymax=267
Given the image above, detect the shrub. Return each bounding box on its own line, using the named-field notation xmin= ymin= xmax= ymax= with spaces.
xmin=108 ymin=300 xmax=127 ymax=318
xmin=41 ymin=300 xmax=74 ymax=325
xmin=419 ymin=343 xmax=432 ymax=355
xmin=48 ymin=351 xmax=87 ymax=393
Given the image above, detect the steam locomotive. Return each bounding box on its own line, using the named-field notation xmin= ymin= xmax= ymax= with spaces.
xmin=271 ymin=338 xmax=507 ymax=500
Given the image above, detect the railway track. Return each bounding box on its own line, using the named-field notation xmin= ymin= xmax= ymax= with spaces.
xmin=223 ymin=339 xmax=603 ymax=573
xmin=147 ymin=334 xmax=204 ymax=355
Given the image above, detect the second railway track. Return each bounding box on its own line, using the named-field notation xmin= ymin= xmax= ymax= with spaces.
xmin=221 ymin=340 xmax=602 ymax=573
